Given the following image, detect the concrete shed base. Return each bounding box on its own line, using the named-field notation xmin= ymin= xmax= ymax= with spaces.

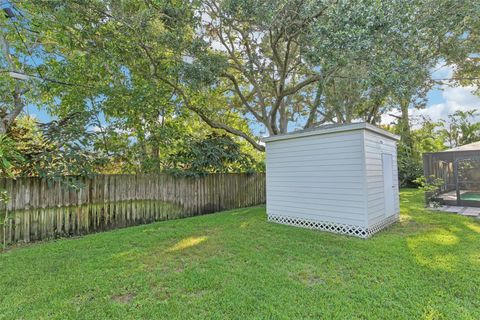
xmin=267 ymin=214 xmax=399 ymax=239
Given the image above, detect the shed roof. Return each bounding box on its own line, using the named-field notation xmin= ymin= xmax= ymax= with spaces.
xmin=441 ymin=141 xmax=480 ymax=152
xmin=262 ymin=122 xmax=400 ymax=143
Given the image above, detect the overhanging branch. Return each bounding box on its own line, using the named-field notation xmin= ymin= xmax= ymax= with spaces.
xmin=139 ymin=44 xmax=265 ymax=151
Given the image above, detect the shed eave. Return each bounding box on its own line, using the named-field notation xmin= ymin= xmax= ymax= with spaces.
xmin=262 ymin=122 xmax=400 ymax=143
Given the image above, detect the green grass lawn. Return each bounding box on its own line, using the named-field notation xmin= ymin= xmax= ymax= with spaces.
xmin=1 ymin=189 xmax=479 ymax=319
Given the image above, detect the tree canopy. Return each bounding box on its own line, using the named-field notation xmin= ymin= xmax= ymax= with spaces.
xmin=0 ymin=0 xmax=479 ymax=181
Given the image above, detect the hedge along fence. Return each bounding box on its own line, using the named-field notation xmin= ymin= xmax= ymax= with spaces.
xmin=0 ymin=173 xmax=266 ymax=245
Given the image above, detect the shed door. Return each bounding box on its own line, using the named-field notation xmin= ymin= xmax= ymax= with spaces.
xmin=382 ymin=153 xmax=395 ymax=217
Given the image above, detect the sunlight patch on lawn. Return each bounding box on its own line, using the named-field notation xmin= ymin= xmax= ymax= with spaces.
xmin=407 ymin=231 xmax=460 ymax=272
xmin=111 ymin=249 xmax=141 ymax=262
xmin=470 ymin=252 xmax=480 ymax=266
xmin=422 ymin=306 xmax=443 ymax=320
xmin=239 ymin=221 xmax=249 ymax=228
xmin=429 ymin=233 xmax=459 ymax=245
xmin=399 ymin=213 xmax=413 ymax=223
xmin=464 ymin=221 xmax=480 ymax=233
xmin=411 ymin=251 xmax=458 ymax=272
xmin=166 ymin=236 xmax=208 ymax=252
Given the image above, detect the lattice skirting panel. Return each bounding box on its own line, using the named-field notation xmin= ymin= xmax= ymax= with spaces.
xmin=267 ymin=214 xmax=399 ymax=238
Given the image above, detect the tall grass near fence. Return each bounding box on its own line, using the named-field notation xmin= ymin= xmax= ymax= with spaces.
xmin=0 ymin=173 xmax=265 ymax=246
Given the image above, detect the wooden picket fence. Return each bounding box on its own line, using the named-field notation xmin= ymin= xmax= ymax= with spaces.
xmin=0 ymin=173 xmax=265 ymax=245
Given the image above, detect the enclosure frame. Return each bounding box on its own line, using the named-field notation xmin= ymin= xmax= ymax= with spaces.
xmin=423 ymin=147 xmax=480 ymax=207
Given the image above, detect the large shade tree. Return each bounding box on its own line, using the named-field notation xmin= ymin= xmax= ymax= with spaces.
xmin=196 ymin=0 xmax=474 ymax=151
xmin=5 ymin=0 xmax=478 ymax=155
xmin=4 ymin=0 xmax=260 ymax=173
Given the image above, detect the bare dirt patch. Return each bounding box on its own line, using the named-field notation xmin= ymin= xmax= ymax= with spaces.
xmin=111 ymin=293 xmax=135 ymax=304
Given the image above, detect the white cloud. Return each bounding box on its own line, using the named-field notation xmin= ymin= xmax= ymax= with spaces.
xmin=419 ymin=63 xmax=479 ymax=122
xmin=416 ymin=85 xmax=480 ymax=123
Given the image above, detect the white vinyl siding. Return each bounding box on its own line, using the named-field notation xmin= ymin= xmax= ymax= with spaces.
xmin=266 ymin=130 xmax=368 ymax=227
xmin=265 ymin=123 xmax=399 ymax=237
xmin=363 ymin=131 xmax=400 ymax=226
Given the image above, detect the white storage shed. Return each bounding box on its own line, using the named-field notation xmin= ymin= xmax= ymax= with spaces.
xmin=264 ymin=122 xmax=400 ymax=238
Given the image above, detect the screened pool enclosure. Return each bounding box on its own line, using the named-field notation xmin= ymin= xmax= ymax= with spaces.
xmin=423 ymin=142 xmax=480 ymax=207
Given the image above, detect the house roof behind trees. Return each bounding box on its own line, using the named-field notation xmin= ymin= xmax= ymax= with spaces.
xmin=442 ymin=141 xmax=480 ymax=152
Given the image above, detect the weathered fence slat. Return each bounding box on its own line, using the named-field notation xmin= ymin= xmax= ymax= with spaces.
xmin=0 ymin=173 xmax=266 ymax=245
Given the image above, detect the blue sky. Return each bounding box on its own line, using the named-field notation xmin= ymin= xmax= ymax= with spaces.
xmin=25 ymin=104 xmax=52 ymax=123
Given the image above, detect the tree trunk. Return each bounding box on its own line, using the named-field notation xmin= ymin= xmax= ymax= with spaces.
xmin=1 ymin=36 xmax=28 ymax=135
xmin=279 ymin=101 xmax=288 ymax=134
xmin=399 ymin=98 xmax=413 ymax=149
xmin=0 ymin=119 xmax=6 ymax=135
xmin=151 ymin=143 xmax=160 ymax=164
